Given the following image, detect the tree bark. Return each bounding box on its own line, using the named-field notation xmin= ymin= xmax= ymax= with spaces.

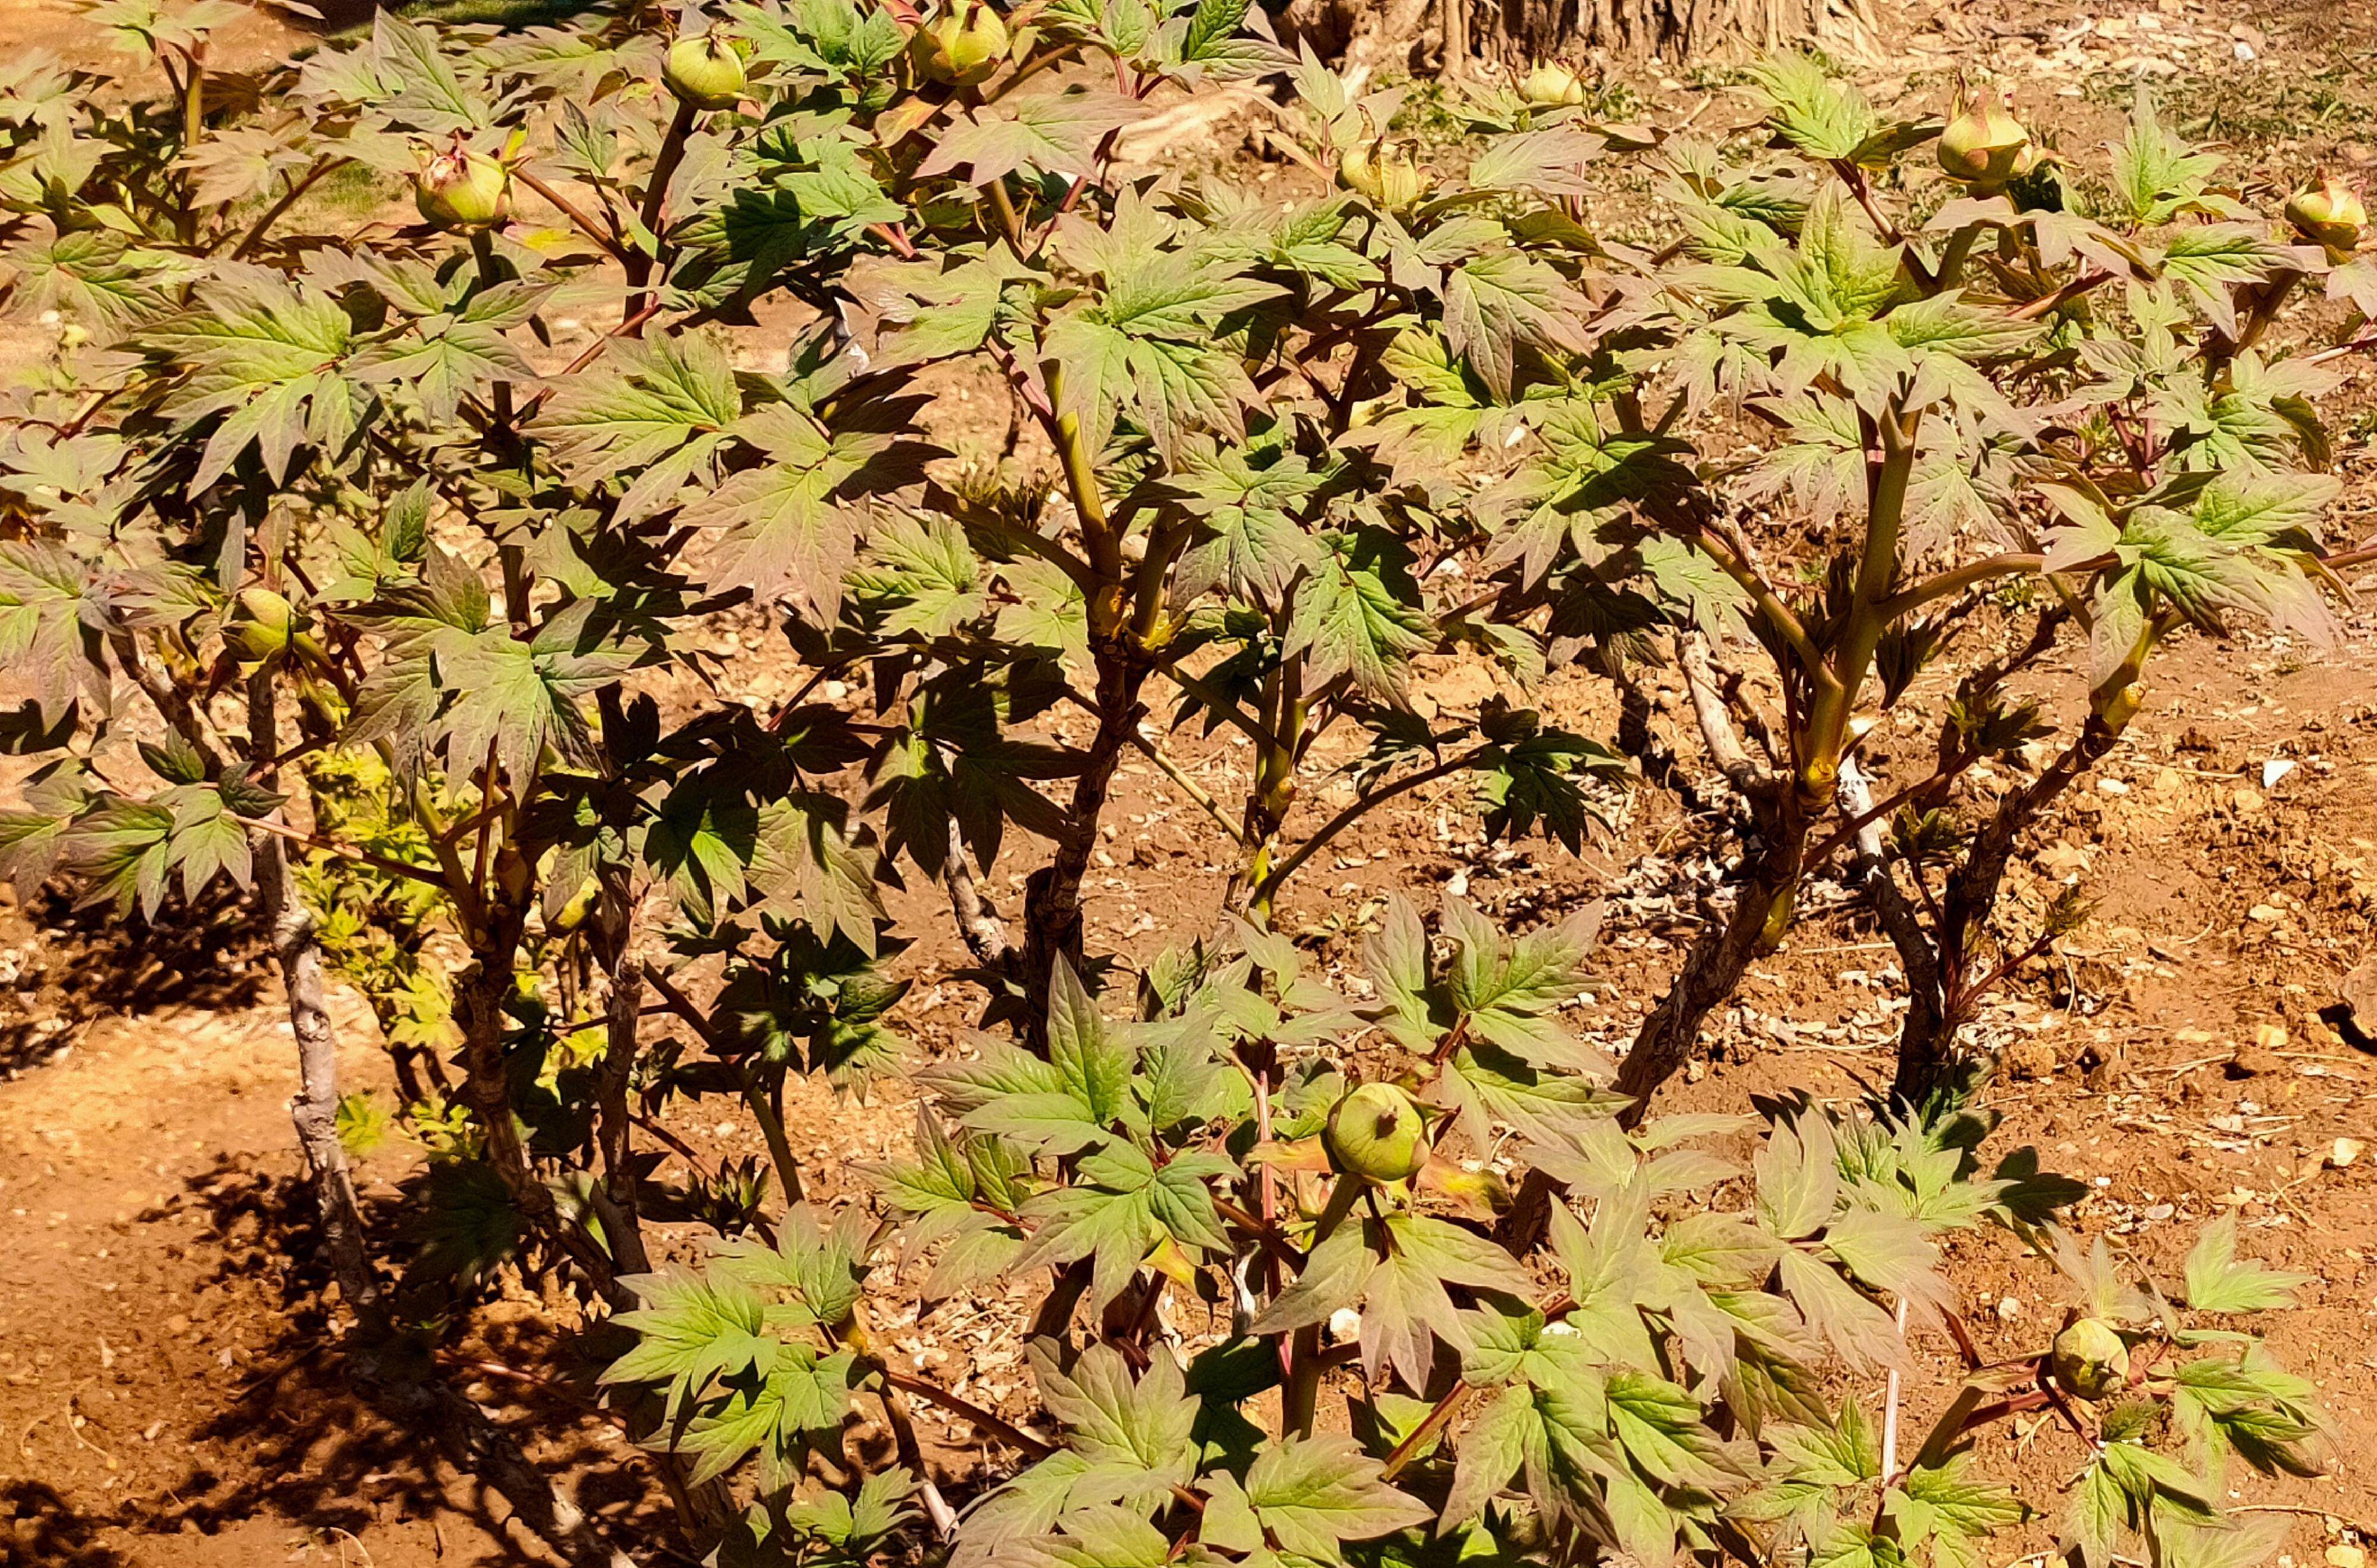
xmin=1292 ymin=0 xmax=1884 ymax=73
xmin=248 ymin=672 xmax=374 ymax=1306
xmin=453 ymin=894 xmax=634 ymax=1313
xmin=1611 ymin=801 xmax=1807 ymax=1125
xmin=585 ymin=866 xmax=652 ymax=1279
xmin=1019 ymin=652 xmax=1147 ymax=1044
xmin=1606 ymin=632 xmax=1808 ymax=1127
xmin=1888 ymin=715 xmax=2123 ymax=1105
xmin=1280 ymin=0 xmax=1437 ymax=77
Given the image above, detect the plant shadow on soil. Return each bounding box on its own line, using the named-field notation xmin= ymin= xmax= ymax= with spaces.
xmin=3 ymin=1478 xmax=120 ymax=1568
xmin=67 ymin=1160 xmax=685 ymax=1567
xmin=0 ymin=885 xmax=268 ymax=1081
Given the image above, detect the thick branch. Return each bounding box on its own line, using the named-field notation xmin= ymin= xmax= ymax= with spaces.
xmin=2012 ymin=269 xmax=2114 ymax=321
xmin=233 ymin=813 xmax=450 ymax=892
xmin=1692 ymin=527 xmax=1830 ymax=681
xmin=1875 ymin=552 xmax=2052 ymax=620
xmin=109 ymin=626 xmax=223 ymax=776
xmin=877 ymin=1367 xmax=1056 ymax=1458
xmin=248 ymin=671 xmax=374 ymax=1306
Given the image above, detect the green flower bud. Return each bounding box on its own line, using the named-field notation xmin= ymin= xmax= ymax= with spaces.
xmin=2286 ymin=175 xmax=2366 ymax=252
xmin=666 ymin=31 xmax=748 ymax=111
xmin=1520 ymin=60 xmax=1588 ymax=107
xmin=228 ymin=587 xmax=294 ymax=662
xmin=1326 ymin=1082 xmax=1430 ymax=1185
xmin=413 ymin=137 xmax=510 ymax=231
xmin=912 ymin=0 xmax=1010 ymax=86
xmin=1938 ymin=87 xmax=2030 ymax=191
xmin=2051 ymin=1317 xmax=2130 ymax=1400
xmin=1336 ymin=138 xmax=1427 ymax=210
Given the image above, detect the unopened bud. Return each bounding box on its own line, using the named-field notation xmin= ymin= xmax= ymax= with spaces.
xmin=665 ymin=31 xmax=748 ymax=111
xmin=2051 ymin=1317 xmax=2130 ymax=1400
xmin=1326 ymin=1082 xmax=1430 ymax=1185
xmin=912 ymin=0 xmax=1009 ymax=86
xmin=1520 ymin=60 xmax=1588 ymax=107
xmin=1337 ymin=138 xmax=1427 ymax=209
xmin=228 ymin=587 xmax=294 ymax=662
xmin=412 ymin=135 xmax=510 ymax=230
xmin=1938 ymin=86 xmax=2030 ymax=191
xmin=2095 ymin=680 xmax=2145 ymax=732
xmin=2286 ymin=175 xmax=2366 ymax=253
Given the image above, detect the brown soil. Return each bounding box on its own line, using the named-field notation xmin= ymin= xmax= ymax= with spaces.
xmin=12 ymin=0 xmax=2377 ymax=1564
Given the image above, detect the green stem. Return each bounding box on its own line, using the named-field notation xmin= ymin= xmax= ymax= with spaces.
xmin=1381 ymin=1385 xmax=1470 ymax=1480
xmin=1282 ymin=1323 xmax=1325 ymax=1437
xmin=233 ymin=813 xmax=447 ymax=892
xmin=1152 ymin=658 xmax=1290 ymax=753
xmin=741 ymin=1066 xmax=806 ymax=1207
xmin=1279 ymin=1178 xmax=1364 ymax=1438
xmin=1931 ymin=222 xmax=1982 ymax=293
xmin=1042 ymin=364 xmax=1121 ymax=632
xmin=1803 ymin=404 xmax=1921 ymax=798
xmin=1129 ymin=518 xmax=1191 ymax=646
xmin=1693 ymin=526 xmax=1832 ymax=679
xmin=1127 ymin=726 xmax=1245 ymax=845
xmin=1875 ymin=550 xmax=2053 ymax=619
xmin=639 ymin=960 xmax=807 ymax=1207
xmin=877 ymin=1367 xmax=1055 ymax=1457
xmin=2222 ymin=270 xmax=2304 ymax=367
xmin=2011 ymin=268 xmax=2112 ymax=321
xmin=228 ymin=156 xmax=350 ymax=259
xmin=624 ymin=98 xmax=699 ymax=334
xmin=1235 ymin=660 xmax=1305 ymax=923
xmin=510 ymin=166 xmax=631 ymax=264
xmin=470 ymin=229 xmax=517 ymax=439
xmin=1378 ymin=1289 xmax=1575 ymax=1480
xmin=985 ymin=176 xmax=1028 ymax=257
xmin=177 ymin=41 xmax=207 ymax=247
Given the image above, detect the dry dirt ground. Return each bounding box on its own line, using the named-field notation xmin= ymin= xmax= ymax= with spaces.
xmin=13 ymin=0 xmax=2377 ymax=1565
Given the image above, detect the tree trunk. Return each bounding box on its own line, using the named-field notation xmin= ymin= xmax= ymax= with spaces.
xmin=1611 ymin=810 xmax=1806 ymax=1125
xmin=1278 ymin=0 xmax=1437 ymax=77
xmin=1019 ymin=652 xmax=1147 ymax=1044
xmin=1887 ymin=715 xmax=2124 ymax=1105
xmin=256 ymin=835 xmax=377 ymax=1306
xmin=1284 ymin=0 xmax=1880 ymax=74
xmin=453 ymin=897 xmax=635 ymax=1313
xmin=585 ymin=868 xmax=652 ymax=1279
xmin=248 ymin=673 xmax=374 ymax=1306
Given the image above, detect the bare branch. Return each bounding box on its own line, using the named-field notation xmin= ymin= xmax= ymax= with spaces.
xmin=1675 ymin=632 xmax=1764 ymax=795
xmin=942 ymin=814 xmax=1015 ymax=966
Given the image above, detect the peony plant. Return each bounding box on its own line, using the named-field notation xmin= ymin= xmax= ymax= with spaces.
xmin=0 ymin=0 xmax=2360 ymax=1562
